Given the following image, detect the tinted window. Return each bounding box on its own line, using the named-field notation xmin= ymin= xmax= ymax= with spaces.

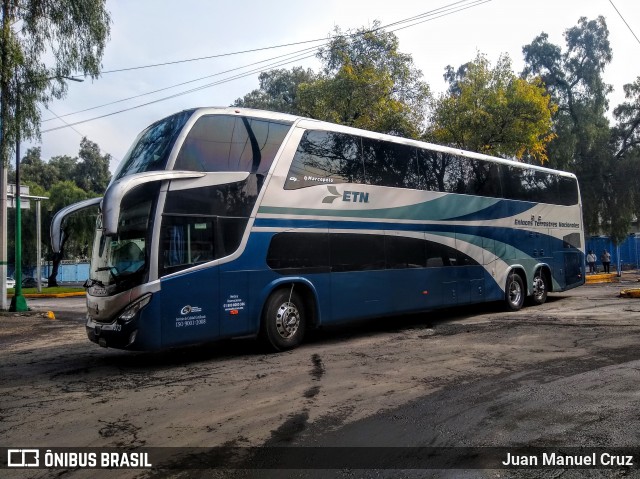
xmin=501 ymin=166 xmax=578 ymax=205
xmin=284 ymin=129 xmax=577 ymax=205
xmin=160 ymin=217 xmax=216 ymax=276
xmin=265 ymin=232 xmax=481 ymax=274
xmin=466 ymin=160 xmax=502 ymax=198
xmin=114 ymin=110 xmax=194 ymax=181
xmin=555 ymin=176 xmax=579 ymax=206
xmin=266 ymin=233 xmax=330 ymax=273
xmin=330 ymin=234 xmax=385 ymax=272
xmin=175 ymin=115 xmax=290 ymax=174
xmin=426 ymin=241 xmax=479 ymax=267
xmin=415 ymin=149 xmax=450 ymax=191
xmin=385 ymin=235 xmax=426 ymax=269
xmin=362 ymin=138 xmax=414 ymax=188
xmin=285 ymin=131 xmax=363 ymax=189
xmin=160 ymin=179 xmax=260 ymax=276
xmin=164 ymin=179 xmax=259 ymax=217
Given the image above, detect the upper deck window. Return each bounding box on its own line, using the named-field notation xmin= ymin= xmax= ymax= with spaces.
xmin=285 ymin=129 xmax=579 ymax=206
xmin=174 ymin=115 xmax=291 ymax=174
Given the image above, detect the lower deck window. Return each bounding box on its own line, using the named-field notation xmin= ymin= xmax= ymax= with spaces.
xmin=266 ymin=232 xmax=479 ymax=274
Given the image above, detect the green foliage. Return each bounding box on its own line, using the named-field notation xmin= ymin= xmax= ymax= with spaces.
xmin=427 ymin=52 xmax=556 ymax=161
xmin=9 ymin=138 xmax=108 ymax=269
xmin=610 ymin=78 xmax=640 ymax=241
xmin=233 ymin=67 xmax=317 ymax=114
xmin=613 ymin=77 xmax=640 ymax=158
xmin=0 ymin=0 xmax=111 ymax=164
xmin=234 ymin=23 xmax=430 ymax=139
xmin=75 ymin=138 xmax=112 ymax=194
xmin=522 ymin=16 xmax=621 ymax=238
xmin=298 ymin=24 xmax=430 ymax=138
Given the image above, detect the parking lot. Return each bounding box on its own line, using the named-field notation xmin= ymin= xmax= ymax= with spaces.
xmin=2 ymin=276 xmax=640 ymax=478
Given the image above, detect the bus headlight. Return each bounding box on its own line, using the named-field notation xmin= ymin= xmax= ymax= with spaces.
xmin=118 ymin=294 xmax=152 ymax=323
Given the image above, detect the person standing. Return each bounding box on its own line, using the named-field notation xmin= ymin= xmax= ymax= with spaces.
xmin=601 ymin=250 xmax=611 ymax=274
xmin=586 ymin=251 xmax=597 ymax=274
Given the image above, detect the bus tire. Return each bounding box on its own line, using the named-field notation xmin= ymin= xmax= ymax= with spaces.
xmin=530 ymin=270 xmax=548 ymax=305
xmin=260 ymin=288 xmax=306 ymax=352
xmin=505 ymin=272 xmax=525 ymax=311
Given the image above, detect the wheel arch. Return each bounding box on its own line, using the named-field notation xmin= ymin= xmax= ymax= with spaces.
xmin=258 ymin=277 xmax=320 ymax=330
xmin=506 ymin=265 xmax=528 ymax=290
xmin=534 ymin=263 xmax=553 ymax=293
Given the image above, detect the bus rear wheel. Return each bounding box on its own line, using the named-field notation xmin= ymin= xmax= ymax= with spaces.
xmin=260 ymin=288 xmax=306 ymax=352
xmin=505 ymin=272 xmax=525 ymax=311
xmin=530 ymin=271 xmax=548 ymax=305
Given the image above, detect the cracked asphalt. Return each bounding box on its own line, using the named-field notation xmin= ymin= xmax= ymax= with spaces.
xmin=2 ymin=278 xmax=640 ymax=478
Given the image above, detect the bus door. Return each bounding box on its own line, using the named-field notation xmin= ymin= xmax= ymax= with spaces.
xmin=157 ymin=172 xmax=253 ymax=347
xmin=158 ymin=218 xmax=221 ymax=347
xmin=160 ymin=267 xmax=220 ymax=347
xmin=552 ymin=229 xmax=584 ymax=288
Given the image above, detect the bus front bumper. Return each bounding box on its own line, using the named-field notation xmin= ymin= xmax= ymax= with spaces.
xmin=86 ymin=317 xmax=139 ymax=349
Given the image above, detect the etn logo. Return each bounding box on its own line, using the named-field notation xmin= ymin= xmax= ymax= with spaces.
xmin=322 ymin=186 xmax=370 ymax=204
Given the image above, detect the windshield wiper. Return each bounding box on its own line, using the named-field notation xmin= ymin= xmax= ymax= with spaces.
xmin=84 ymin=278 xmax=105 ymax=288
xmin=95 ymin=266 xmax=121 ymax=281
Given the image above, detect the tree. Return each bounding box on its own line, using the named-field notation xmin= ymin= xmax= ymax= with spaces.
xmin=48 ymin=154 xmax=78 ymax=185
xmin=522 ymin=16 xmax=616 ymax=238
xmin=610 ymin=77 xmax=640 ymax=241
xmin=235 ymin=23 xmax=430 ymax=139
xmin=613 ymin=77 xmax=640 ymax=158
xmin=427 ymin=52 xmax=556 ymax=162
xmin=0 ymin=0 xmax=111 ymax=164
xmin=297 ymin=23 xmax=430 ymax=138
xmin=10 ymin=138 xmax=110 ymax=285
xmin=74 ymin=137 xmax=111 ymax=194
xmin=233 ymin=67 xmax=317 ymax=114
xmin=18 ymin=147 xmax=58 ymax=190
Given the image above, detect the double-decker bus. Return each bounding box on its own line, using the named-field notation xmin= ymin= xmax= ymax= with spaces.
xmin=51 ymin=107 xmax=585 ymax=351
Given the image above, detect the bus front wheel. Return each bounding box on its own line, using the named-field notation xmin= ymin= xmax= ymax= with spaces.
xmin=505 ymin=272 xmax=525 ymax=311
xmin=260 ymin=288 xmax=306 ymax=352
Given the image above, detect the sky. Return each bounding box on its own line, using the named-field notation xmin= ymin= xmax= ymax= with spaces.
xmin=27 ymin=0 xmax=640 ymax=173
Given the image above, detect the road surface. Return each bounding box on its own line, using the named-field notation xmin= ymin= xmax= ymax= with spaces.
xmin=2 ymin=278 xmax=640 ymax=478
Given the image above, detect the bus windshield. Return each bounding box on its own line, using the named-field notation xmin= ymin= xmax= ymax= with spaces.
xmin=88 ymin=184 xmax=157 ymax=293
xmin=112 ymin=109 xmax=194 ymax=182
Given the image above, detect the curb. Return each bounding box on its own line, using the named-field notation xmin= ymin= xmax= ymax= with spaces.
xmin=7 ymin=292 xmax=86 ymax=298
xmin=0 ymin=310 xmax=56 ymax=319
xmin=620 ymin=289 xmax=640 ymax=298
xmin=586 ymin=273 xmax=619 ymax=284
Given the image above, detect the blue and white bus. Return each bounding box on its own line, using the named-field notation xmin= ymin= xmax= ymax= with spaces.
xmin=51 ymin=107 xmax=585 ymax=351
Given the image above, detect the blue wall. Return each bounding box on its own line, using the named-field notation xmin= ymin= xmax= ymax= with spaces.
xmin=20 ymin=262 xmax=90 ymax=283
xmin=586 ymin=235 xmax=640 ymax=272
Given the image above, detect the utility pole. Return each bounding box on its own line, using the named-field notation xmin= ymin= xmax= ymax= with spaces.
xmin=0 ymin=0 xmax=11 ymax=310
xmin=10 ymin=75 xmax=27 ymax=311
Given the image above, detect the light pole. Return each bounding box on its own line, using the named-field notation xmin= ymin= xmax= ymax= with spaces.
xmin=9 ymin=74 xmax=83 ymax=312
